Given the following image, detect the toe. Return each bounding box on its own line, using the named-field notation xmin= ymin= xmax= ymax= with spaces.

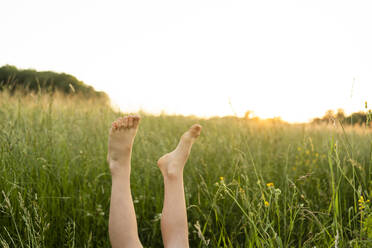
xmin=111 ymin=121 xmax=118 ymax=131
xmin=133 ymin=116 xmax=140 ymax=128
xmin=117 ymin=117 xmax=124 ymax=129
xmin=190 ymin=124 xmax=202 ymax=137
xmin=123 ymin=116 xmax=129 ymax=128
xmin=128 ymin=116 xmax=134 ymax=128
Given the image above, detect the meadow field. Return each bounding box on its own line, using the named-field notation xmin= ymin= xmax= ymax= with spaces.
xmin=0 ymin=92 xmax=371 ymax=247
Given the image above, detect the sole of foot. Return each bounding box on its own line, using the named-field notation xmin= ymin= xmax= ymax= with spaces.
xmin=157 ymin=124 xmax=202 ymax=178
xmin=107 ymin=115 xmax=141 ymax=172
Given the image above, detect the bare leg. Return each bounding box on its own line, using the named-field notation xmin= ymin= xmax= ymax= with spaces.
xmin=157 ymin=124 xmax=202 ymax=248
xmin=108 ymin=115 xmax=142 ymax=248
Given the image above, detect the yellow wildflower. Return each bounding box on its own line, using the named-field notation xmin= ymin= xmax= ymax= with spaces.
xmin=264 ymin=201 xmax=269 ymax=207
xmin=266 ymin=182 xmax=274 ymax=187
xmin=219 ymin=177 xmax=224 ymax=181
xmin=358 ymin=195 xmax=370 ymax=211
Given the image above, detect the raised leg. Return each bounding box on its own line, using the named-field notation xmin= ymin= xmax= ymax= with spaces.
xmin=157 ymin=124 xmax=202 ymax=248
xmin=107 ymin=115 xmax=142 ymax=248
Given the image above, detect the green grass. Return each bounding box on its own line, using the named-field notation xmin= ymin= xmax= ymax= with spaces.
xmin=1 ymin=91 xmax=372 ymax=247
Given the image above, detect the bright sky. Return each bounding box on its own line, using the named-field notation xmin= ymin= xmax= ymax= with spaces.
xmin=1 ymin=0 xmax=371 ymax=123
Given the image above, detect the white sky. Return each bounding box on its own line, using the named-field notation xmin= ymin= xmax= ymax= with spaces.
xmin=0 ymin=0 xmax=371 ymax=122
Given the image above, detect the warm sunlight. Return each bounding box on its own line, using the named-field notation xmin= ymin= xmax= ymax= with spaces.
xmin=2 ymin=1 xmax=372 ymax=247
xmin=1 ymin=0 xmax=371 ymax=122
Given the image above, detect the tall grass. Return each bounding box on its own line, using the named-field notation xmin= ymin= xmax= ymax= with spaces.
xmin=0 ymin=91 xmax=371 ymax=247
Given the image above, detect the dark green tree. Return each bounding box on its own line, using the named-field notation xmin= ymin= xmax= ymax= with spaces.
xmin=0 ymin=65 xmax=108 ymax=99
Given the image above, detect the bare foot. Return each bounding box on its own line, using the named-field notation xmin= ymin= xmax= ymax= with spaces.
xmin=108 ymin=115 xmax=140 ymax=173
xmin=157 ymin=124 xmax=202 ymax=178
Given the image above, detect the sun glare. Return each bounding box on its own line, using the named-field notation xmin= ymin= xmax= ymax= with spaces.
xmin=1 ymin=0 xmax=371 ymax=123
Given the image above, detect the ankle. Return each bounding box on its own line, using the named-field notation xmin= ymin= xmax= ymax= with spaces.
xmin=161 ymin=164 xmax=183 ymax=180
xmin=109 ymin=161 xmax=130 ymax=177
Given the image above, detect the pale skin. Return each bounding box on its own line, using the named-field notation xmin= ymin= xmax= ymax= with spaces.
xmin=107 ymin=115 xmax=202 ymax=248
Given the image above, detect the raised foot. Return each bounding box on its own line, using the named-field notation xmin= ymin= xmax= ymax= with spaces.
xmin=157 ymin=124 xmax=202 ymax=178
xmin=107 ymin=115 xmax=141 ymax=172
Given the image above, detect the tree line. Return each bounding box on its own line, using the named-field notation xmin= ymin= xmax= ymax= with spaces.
xmin=312 ymin=108 xmax=371 ymax=126
xmin=242 ymin=107 xmax=371 ymax=126
xmin=0 ymin=65 xmax=108 ymax=99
